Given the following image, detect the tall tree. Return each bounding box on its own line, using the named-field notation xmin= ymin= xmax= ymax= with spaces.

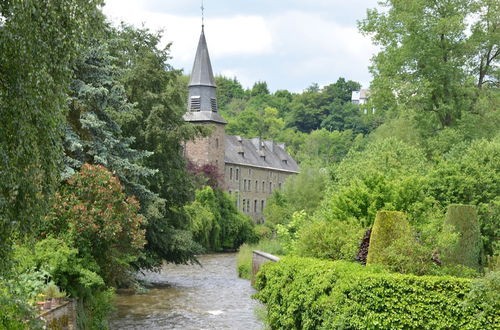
xmin=107 ymin=24 xmax=203 ymax=267
xmin=0 ymin=0 xmax=103 ymax=266
xmin=359 ymin=0 xmax=475 ymax=128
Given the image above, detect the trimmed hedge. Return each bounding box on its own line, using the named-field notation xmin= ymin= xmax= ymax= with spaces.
xmin=254 ymin=257 xmax=499 ymax=329
xmin=367 ymin=211 xmax=411 ymax=266
xmin=444 ymin=204 xmax=481 ymax=270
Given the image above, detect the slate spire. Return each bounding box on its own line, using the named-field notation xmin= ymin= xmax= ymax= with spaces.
xmin=189 ymin=26 xmax=216 ymax=87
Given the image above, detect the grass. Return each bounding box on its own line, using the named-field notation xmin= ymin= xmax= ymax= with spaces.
xmin=236 ymin=238 xmax=284 ymax=280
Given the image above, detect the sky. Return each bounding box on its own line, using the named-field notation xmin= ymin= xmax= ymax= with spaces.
xmin=103 ymin=0 xmax=380 ymax=93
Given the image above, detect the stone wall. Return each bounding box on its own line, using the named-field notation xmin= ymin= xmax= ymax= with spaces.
xmin=225 ymin=164 xmax=294 ymax=223
xmin=39 ymin=299 xmax=77 ymax=329
xmin=252 ymin=250 xmax=280 ymax=284
xmin=184 ymin=123 xmax=226 ymax=177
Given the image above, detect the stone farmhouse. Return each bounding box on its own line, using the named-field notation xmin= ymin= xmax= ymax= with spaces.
xmin=183 ymin=26 xmax=299 ymax=223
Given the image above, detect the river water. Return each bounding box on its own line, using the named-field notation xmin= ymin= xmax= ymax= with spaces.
xmin=109 ymin=253 xmax=263 ymax=330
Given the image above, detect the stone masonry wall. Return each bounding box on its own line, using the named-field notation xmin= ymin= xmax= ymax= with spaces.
xmin=184 ymin=123 xmax=226 ymax=178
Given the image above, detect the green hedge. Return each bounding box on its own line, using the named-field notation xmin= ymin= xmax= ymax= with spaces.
xmin=254 ymin=257 xmax=499 ymax=329
xmin=367 ymin=210 xmax=411 ymax=266
xmin=444 ymin=204 xmax=481 ymax=270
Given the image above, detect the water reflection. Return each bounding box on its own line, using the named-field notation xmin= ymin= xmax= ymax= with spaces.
xmin=109 ymin=253 xmax=263 ymax=330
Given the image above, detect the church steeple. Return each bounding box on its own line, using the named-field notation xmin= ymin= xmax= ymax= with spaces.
xmin=184 ymin=26 xmax=226 ymax=124
xmin=189 ymin=27 xmax=216 ymax=87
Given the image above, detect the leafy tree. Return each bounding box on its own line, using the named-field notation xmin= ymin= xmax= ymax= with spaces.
xmin=359 ymin=0 xmax=473 ymax=127
xmin=0 ymin=0 xmax=103 ymax=267
xmin=250 ymin=81 xmax=270 ymax=97
xmin=215 ymin=75 xmax=245 ymax=110
xmin=468 ymin=0 xmax=499 ymax=89
xmin=44 ymin=164 xmax=146 ymax=287
xmin=65 ymin=41 xmax=157 ymax=203
xmin=185 ymin=186 xmax=256 ymax=251
xmin=107 ymin=24 xmax=203 ymax=267
xmin=331 ymin=137 xmax=429 ymax=186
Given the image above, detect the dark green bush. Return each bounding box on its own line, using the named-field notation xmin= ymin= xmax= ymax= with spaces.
xmin=254 ymin=257 xmax=499 ymax=329
xmin=443 ymin=204 xmax=481 ymax=270
xmin=366 ymin=211 xmax=411 ymax=266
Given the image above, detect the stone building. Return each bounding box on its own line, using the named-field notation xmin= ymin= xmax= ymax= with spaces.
xmin=183 ymin=26 xmax=299 ymax=223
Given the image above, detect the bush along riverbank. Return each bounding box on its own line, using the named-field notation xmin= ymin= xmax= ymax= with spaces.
xmin=254 ymin=257 xmax=500 ymax=329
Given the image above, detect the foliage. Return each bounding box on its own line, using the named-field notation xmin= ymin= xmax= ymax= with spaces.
xmin=0 ymin=0 xmax=104 ymax=269
xmin=44 ymin=164 xmax=146 ymax=287
xmin=65 ymin=41 xmax=157 ymax=201
xmin=276 ymin=210 xmax=309 ymax=254
xmin=236 ymin=239 xmax=284 ymax=279
xmin=427 ymin=138 xmax=500 ymax=256
xmin=317 ymin=173 xmax=434 ymax=228
xmin=185 ymin=186 xmax=256 ymax=251
xmin=294 ymin=219 xmax=363 ymax=261
xmin=0 ymin=280 xmax=42 ymax=330
xmin=254 ymin=257 xmax=499 ymax=329
xmin=331 ymin=137 xmax=429 ymax=186
xmin=263 ymin=190 xmax=294 ymax=227
xmin=360 ymin=0 xmax=473 ymax=128
xmin=367 ymin=211 xmax=411 ymax=266
xmin=463 ymin=271 xmax=500 ymax=326
xmin=103 ymin=23 xmax=207 ymax=268
xmin=76 ymin=287 xmax=115 ymax=330
xmin=295 ymin=129 xmax=356 ymax=166
xmin=443 ymin=204 xmax=482 ymax=271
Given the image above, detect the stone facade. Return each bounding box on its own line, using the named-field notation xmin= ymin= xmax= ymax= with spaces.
xmin=225 ymin=164 xmax=295 ymax=223
xmin=184 ymin=123 xmax=226 ymax=176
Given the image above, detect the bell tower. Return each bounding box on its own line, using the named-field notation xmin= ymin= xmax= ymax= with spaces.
xmin=183 ymin=24 xmax=226 ymax=180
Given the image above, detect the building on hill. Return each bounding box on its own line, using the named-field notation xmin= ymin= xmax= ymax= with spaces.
xmin=183 ymin=25 xmax=299 ymax=223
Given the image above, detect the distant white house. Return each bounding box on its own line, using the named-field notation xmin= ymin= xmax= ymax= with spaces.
xmin=351 ymin=89 xmax=370 ymax=105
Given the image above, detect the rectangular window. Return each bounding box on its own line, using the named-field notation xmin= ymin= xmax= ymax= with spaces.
xmin=242 ymin=199 xmax=246 ymax=212
xmin=247 ymin=200 xmax=250 ymax=212
xmin=262 ymin=181 xmax=265 ymax=192
xmin=190 ymin=96 xmax=201 ymax=111
xmin=230 ymin=168 xmax=233 ymax=180
xmin=244 ymin=179 xmax=247 ymax=191
xmin=254 ymin=200 xmax=257 ymax=213
xmin=261 ymin=200 xmax=265 ymax=212
xmin=236 ymin=169 xmax=239 ymax=180
xmin=269 ymin=182 xmax=272 ymax=193
xmin=255 ymin=180 xmax=258 ymax=192
xmin=279 ymin=182 xmax=282 ymax=189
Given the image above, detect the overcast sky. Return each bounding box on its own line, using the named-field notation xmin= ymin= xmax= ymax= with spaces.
xmin=103 ymin=0 xmax=380 ymax=93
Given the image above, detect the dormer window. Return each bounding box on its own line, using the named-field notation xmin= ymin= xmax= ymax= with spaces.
xmin=211 ymin=98 xmax=218 ymax=112
xmin=190 ymin=96 xmax=201 ymax=111
xmin=282 ymin=159 xmax=288 ymax=165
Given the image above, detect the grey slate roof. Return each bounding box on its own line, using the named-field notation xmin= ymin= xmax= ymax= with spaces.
xmin=189 ymin=27 xmax=216 ymax=87
xmin=225 ymin=135 xmax=299 ymax=173
xmin=183 ymin=111 xmax=227 ymax=124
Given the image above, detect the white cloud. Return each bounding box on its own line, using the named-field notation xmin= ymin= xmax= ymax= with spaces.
xmin=103 ymin=1 xmax=273 ymax=65
xmin=103 ymin=1 xmax=378 ymax=90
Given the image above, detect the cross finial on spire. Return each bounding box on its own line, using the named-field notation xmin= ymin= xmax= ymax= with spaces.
xmin=201 ymin=0 xmax=204 ymax=29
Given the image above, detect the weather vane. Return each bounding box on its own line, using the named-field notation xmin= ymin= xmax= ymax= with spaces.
xmin=201 ymin=0 xmax=205 ymax=28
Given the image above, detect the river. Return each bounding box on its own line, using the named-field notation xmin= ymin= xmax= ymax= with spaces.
xmin=109 ymin=253 xmax=263 ymax=330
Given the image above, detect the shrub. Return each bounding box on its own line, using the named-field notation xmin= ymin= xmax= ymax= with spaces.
xmin=443 ymin=204 xmax=481 ymax=270
xmin=254 ymin=257 xmax=499 ymax=329
xmin=44 ymin=164 xmax=146 ymax=287
xmin=366 ymin=211 xmax=411 ymax=266
xmin=294 ymin=219 xmax=362 ymax=261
